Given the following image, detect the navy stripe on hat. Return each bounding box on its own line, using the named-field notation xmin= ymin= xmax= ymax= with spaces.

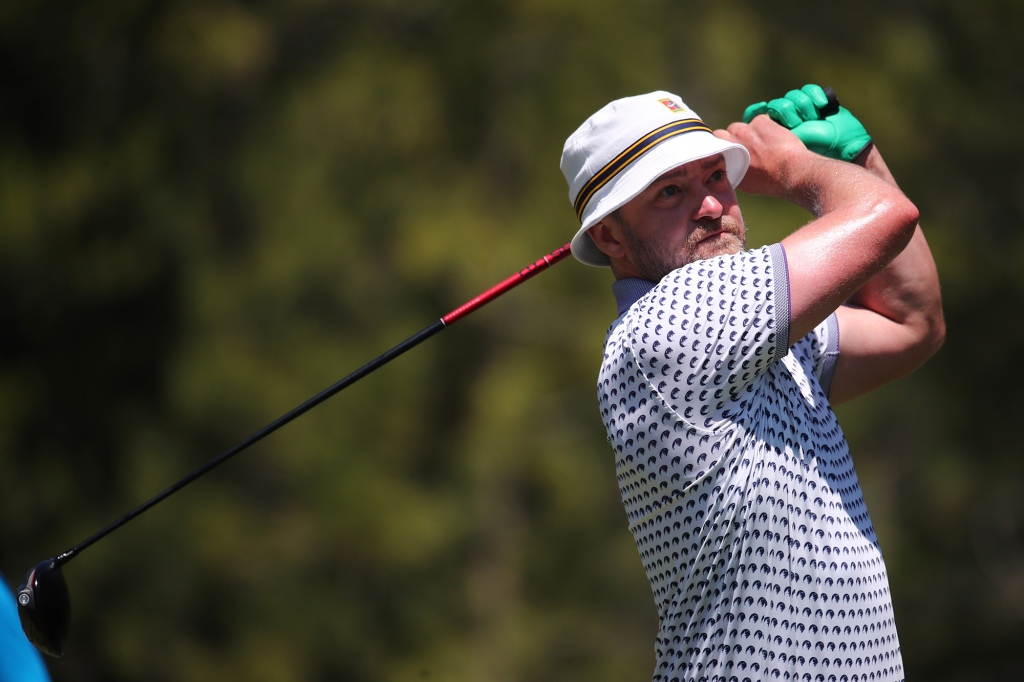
xmin=573 ymin=118 xmax=712 ymax=222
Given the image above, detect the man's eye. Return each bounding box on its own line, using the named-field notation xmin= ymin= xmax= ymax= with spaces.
xmin=710 ymin=170 xmax=728 ymax=183
xmin=659 ymin=185 xmax=680 ymax=197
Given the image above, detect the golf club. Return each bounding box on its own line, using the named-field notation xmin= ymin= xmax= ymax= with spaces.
xmin=822 ymin=86 xmax=840 ymax=116
xmin=16 ymin=242 xmax=573 ymax=657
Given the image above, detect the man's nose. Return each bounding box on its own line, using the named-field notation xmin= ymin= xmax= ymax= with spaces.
xmin=696 ymin=193 xmax=724 ymax=219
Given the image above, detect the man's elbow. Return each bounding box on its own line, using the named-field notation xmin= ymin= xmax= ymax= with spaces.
xmin=909 ymin=304 xmax=946 ymax=368
xmin=922 ymin=308 xmax=946 ymax=359
xmin=865 ymin=191 xmax=920 ymax=261
xmin=890 ymin=194 xmax=921 ymax=246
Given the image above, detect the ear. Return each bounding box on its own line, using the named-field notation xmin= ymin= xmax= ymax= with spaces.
xmin=587 ymin=220 xmax=628 ymax=260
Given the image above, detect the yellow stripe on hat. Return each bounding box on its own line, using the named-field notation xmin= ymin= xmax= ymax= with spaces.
xmin=573 ymin=118 xmax=712 ymax=222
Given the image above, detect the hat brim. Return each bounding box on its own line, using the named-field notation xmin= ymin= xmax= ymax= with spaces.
xmin=570 ymin=133 xmax=750 ymax=267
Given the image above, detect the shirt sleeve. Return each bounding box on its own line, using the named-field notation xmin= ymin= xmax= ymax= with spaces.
xmin=623 ymin=244 xmax=790 ymax=432
xmin=796 ymin=311 xmax=841 ymax=397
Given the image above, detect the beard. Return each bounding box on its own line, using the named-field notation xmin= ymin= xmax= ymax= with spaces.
xmin=617 ymin=213 xmax=747 ymax=282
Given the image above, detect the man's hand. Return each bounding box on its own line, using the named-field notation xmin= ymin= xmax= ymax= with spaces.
xmin=714 ymin=114 xmax=825 ymax=205
xmin=743 ymin=84 xmax=872 ymax=163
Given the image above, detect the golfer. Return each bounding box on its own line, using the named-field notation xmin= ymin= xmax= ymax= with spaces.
xmin=561 ymin=85 xmax=943 ymax=681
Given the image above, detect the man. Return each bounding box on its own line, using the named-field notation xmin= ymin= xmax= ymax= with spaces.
xmin=560 ymin=85 xmax=944 ymax=681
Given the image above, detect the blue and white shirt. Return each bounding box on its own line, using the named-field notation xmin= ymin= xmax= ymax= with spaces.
xmin=599 ymin=244 xmax=903 ymax=682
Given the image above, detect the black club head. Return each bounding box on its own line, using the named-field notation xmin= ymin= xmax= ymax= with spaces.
xmin=16 ymin=558 xmax=71 ymax=658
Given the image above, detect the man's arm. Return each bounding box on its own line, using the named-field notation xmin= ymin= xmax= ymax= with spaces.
xmin=717 ymin=116 xmax=922 ymax=351
xmin=729 ymin=85 xmax=945 ymax=403
xmin=828 ymin=144 xmax=945 ymax=404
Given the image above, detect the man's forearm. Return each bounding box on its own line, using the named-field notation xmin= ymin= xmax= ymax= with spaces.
xmin=845 ymin=144 xmax=945 ymax=351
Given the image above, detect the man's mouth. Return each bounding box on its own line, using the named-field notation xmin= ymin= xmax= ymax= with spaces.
xmin=697 ymin=229 xmax=731 ymax=243
xmin=693 ymin=219 xmax=726 ymax=241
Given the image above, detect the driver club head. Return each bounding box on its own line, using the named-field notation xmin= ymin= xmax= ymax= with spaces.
xmin=16 ymin=558 xmax=71 ymax=657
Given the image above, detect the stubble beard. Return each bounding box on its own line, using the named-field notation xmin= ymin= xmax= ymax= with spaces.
xmin=616 ymin=212 xmax=747 ymax=282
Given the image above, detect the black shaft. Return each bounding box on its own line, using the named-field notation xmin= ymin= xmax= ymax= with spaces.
xmin=50 ymin=242 xmax=573 ymax=568
xmin=56 ymin=320 xmax=446 ymax=566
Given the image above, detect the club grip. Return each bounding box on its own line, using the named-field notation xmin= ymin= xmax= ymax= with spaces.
xmin=821 ymin=86 xmax=841 ymax=116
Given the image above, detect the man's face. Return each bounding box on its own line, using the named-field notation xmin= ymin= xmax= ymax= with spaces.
xmin=598 ymin=154 xmax=746 ymax=281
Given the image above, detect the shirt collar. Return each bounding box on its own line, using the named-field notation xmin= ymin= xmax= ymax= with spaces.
xmin=612 ymin=277 xmax=656 ymax=316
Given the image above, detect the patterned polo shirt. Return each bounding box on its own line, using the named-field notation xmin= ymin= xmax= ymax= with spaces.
xmin=598 ymin=243 xmax=903 ymax=682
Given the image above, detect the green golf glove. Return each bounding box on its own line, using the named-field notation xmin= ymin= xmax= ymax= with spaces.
xmin=743 ymin=84 xmax=872 ymax=163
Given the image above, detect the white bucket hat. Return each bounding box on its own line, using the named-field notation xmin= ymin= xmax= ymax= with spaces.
xmin=561 ymin=91 xmax=750 ymax=267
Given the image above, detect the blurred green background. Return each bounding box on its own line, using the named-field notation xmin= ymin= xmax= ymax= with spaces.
xmin=2 ymin=0 xmax=1022 ymax=680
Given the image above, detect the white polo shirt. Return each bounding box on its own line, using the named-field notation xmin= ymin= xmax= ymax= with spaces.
xmin=599 ymin=243 xmax=903 ymax=682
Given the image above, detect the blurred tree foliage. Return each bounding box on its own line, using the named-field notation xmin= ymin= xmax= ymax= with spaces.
xmin=1 ymin=0 xmax=1022 ymax=680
